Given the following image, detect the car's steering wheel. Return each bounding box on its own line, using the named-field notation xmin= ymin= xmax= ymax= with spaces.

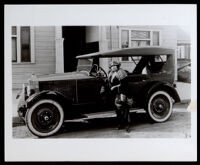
xmin=97 ymin=66 xmax=108 ymax=78
xmin=90 ymin=64 xmax=107 ymax=78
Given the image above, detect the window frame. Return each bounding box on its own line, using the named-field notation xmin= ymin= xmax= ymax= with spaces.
xmin=12 ymin=26 xmax=35 ymax=64
xmin=119 ymin=28 xmax=161 ymax=62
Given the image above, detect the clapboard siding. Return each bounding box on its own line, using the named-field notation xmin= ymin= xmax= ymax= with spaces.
xmin=12 ymin=26 xmax=56 ymax=89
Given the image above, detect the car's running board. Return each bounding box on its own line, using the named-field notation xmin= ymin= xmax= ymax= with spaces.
xmin=64 ymin=108 xmax=145 ymax=123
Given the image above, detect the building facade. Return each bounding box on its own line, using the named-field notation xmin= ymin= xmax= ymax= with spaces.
xmin=12 ymin=26 xmax=190 ymax=89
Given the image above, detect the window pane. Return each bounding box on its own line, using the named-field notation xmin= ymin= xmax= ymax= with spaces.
xmin=153 ymin=31 xmax=159 ymax=46
xmin=12 ymin=26 xmax=17 ymax=35
xmin=21 ymin=27 xmax=31 ymax=62
xmin=121 ymin=56 xmax=129 ymax=61
xmin=155 ymin=55 xmax=167 ymax=62
xmin=131 ymin=30 xmax=150 ymax=39
xmin=131 ymin=40 xmax=150 ymax=47
xmin=12 ymin=37 xmax=17 ymax=62
xmin=121 ymin=30 xmax=129 ymax=48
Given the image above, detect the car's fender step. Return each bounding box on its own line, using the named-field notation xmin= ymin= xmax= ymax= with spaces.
xmin=64 ymin=108 xmax=145 ymax=123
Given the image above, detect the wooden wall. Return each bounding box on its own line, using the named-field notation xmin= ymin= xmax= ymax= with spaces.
xmin=12 ymin=26 xmax=56 ymax=89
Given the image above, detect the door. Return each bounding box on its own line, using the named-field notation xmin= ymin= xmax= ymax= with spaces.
xmin=76 ymin=77 xmax=110 ymax=113
xmin=62 ymin=26 xmax=86 ymax=72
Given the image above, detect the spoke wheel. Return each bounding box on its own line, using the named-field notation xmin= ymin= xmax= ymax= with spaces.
xmin=147 ymin=91 xmax=172 ymax=122
xmin=26 ymin=99 xmax=64 ymax=137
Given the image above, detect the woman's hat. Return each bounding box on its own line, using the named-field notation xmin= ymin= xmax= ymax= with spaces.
xmin=109 ymin=61 xmax=121 ymax=68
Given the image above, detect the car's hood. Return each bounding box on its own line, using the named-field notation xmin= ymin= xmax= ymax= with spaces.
xmin=35 ymin=71 xmax=91 ymax=81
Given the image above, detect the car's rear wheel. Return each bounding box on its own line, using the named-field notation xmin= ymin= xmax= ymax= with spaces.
xmin=26 ymin=99 xmax=64 ymax=137
xmin=147 ymin=91 xmax=173 ymax=122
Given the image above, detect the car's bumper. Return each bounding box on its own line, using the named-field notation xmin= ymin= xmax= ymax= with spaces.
xmin=16 ymin=88 xmax=28 ymax=120
xmin=17 ymin=99 xmax=27 ymax=120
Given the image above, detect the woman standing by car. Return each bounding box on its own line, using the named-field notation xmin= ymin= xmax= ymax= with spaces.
xmin=108 ymin=61 xmax=131 ymax=132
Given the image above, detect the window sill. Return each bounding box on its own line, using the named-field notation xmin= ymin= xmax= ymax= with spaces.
xmin=12 ymin=62 xmax=36 ymax=65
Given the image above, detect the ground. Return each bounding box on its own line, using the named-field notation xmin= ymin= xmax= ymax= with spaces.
xmin=13 ymin=103 xmax=191 ymax=138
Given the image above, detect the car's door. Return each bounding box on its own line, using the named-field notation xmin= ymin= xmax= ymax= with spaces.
xmin=76 ymin=77 xmax=110 ymax=113
xmin=126 ymin=74 xmax=151 ymax=103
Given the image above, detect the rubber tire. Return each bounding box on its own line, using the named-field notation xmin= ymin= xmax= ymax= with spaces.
xmin=26 ymin=99 xmax=64 ymax=137
xmin=147 ymin=91 xmax=173 ymax=123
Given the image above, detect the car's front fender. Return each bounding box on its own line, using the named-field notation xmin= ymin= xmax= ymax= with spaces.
xmin=18 ymin=90 xmax=72 ymax=118
xmin=26 ymin=90 xmax=72 ymax=109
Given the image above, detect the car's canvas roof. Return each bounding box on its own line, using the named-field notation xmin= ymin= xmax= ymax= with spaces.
xmin=76 ymin=47 xmax=175 ymax=59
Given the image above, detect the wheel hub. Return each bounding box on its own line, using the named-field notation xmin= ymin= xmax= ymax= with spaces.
xmin=44 ymin=115 xmax=50 ymax=121
xmin=38 ymin=109 xmax=53 ymax=125
xmin=153 ymin=99 xmax=166 ymax=113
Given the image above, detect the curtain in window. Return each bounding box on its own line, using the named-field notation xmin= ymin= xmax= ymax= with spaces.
xmin=131 ymin=41 xmax=139 ymax=47
xmin=139 ymin=41 xmax=150 ymax=46
xmin=153 ymin=31 xmax=159 ymax=46
xmin=21 ymin=27 xmax=31 ymax=62
xmin=131 ymin=40 xmax=150 ymax=47
xmin=12 ymin=37 xmax=17 ymax=62
xmin=121 ymin=30 xmax=129 ymax=48
xmin=131 ymin=31 xmax=150 ymax=39
xmin=12 ymin=27 xmax=17 ymax=35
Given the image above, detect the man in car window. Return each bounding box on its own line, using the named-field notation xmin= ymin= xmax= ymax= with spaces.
xmin=108 ymin=61 xmax=131 ymax=132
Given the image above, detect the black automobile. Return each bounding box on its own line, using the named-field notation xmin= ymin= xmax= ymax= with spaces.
xmin=17 ymin=47 xmax=180 ymax=137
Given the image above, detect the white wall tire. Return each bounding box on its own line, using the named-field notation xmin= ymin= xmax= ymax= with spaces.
xmin=147 ymin=91 xmax=173 ymax=122
xmin=26 ymin=99 xmax=64 ymax=137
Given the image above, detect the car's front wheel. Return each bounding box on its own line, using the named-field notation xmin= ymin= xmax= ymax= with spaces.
xmin=26 ymin=99 xmax=64 ymax=137
xmin=147 ymin=91 xmax=173 ymax=122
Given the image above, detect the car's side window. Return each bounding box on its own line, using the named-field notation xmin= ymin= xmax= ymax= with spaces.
xmin=146 ymin=55 xmax=167 ymax=74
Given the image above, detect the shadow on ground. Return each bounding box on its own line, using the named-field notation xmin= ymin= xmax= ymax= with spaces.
xmin=59 ymin=112 xmax=151 ymax=134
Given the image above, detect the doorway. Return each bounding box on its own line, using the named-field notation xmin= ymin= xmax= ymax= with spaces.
xmin=62 ymin=26 xmax=100 ymax=72
xmin=62 ymin=26 xmax=86 ymax=72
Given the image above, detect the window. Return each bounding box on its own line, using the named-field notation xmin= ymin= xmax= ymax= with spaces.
xmin=12 ymin=27 xmax=17 ymax=62
xmin=153 ymin=31 xmax=160 ymax=46
xmin=131 ymin=30 xmax=151 ymax=47
xmin=120 ymin=29 xmax=160 ymax=61
xmin=11 ymin=26 xmax=35 ymax=63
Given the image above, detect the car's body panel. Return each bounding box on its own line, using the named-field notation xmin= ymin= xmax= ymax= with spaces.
xmin=39 ymin=80 xmax=76 ymax=103
xmin=36 ymin=72 xmax=90 ymax=81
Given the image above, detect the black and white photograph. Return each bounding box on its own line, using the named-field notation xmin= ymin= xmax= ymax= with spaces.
xmin=4 ymin=4 xmax=197 ymax=161
xmin=12 ymin=25 xmax=191 ymax=138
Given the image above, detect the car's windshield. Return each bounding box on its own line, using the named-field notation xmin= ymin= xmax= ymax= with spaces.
xmin=76 ymin=58 xmax=93 ymax=72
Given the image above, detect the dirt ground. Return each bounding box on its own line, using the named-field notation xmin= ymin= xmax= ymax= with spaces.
xmin=13 ymin=103 xmax=191 ymax=139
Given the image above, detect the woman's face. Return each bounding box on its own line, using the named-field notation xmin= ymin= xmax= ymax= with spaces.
xmin=111 ymin=65 xmax=118 ymax=72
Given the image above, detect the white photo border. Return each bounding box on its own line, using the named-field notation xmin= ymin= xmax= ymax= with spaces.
xmin=4 ymin=4 xmax=197 ymax=161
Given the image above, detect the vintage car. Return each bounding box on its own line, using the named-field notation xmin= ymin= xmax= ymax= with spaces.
xmin=17 ymin=47 xmax=180 ymax=137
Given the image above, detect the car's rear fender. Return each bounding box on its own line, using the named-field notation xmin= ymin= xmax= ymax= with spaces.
xmin=144 ymin=81 xmax=181 ymax=108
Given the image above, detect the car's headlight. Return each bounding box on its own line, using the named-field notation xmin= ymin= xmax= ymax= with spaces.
xmin=27 ymin=74 xmax=39 ymax=97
